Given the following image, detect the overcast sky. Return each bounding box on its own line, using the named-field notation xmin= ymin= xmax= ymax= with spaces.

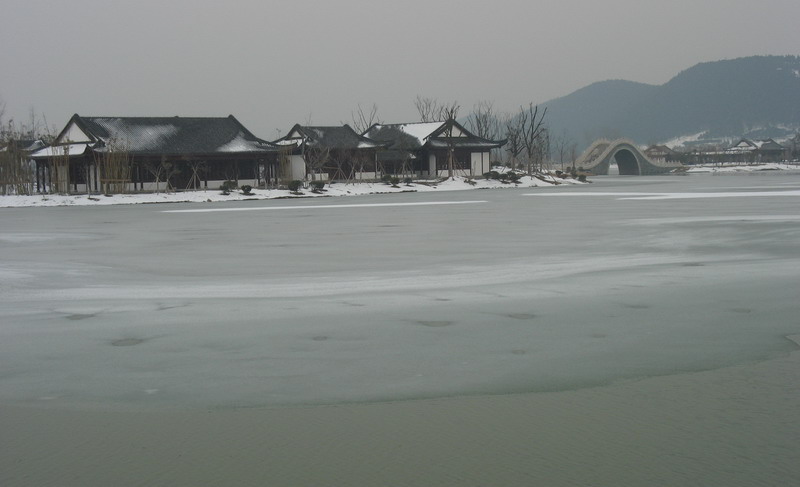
xmin=2 ymin=0 xmax=798 ymax=139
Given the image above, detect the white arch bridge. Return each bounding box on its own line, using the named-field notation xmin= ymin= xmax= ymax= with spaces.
xmin=575 ymin=139 xmax=682 ymax=175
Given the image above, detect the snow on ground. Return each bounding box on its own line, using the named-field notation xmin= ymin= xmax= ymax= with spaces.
xmin=5 ymin=163 xmax=799 ymax=208
xmin=0 ymin=174 xmax=579 ymax=208
xmin=684 ymin=162 xmax=800 ymax=173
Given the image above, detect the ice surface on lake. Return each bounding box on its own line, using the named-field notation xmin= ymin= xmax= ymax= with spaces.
xmin=1 ymin=174 xmax=799 ymax=410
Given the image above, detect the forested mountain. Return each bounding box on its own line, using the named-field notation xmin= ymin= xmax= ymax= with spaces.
xmin=542 ymin=55 xmax=800 ymax=148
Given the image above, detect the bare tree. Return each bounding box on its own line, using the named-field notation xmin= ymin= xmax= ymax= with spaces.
xmin=144 ymin=160 xmax=167 ymax=193
xmin=303 ymin=146 xmax=330 ymax=181
xmin=569 ymin=143 xmax=578 ymax=172
xmin=503 ymin=113 xmax=524 ymax=170
xmin=469 ymin=101 xmax=504 ymax=167
xmin=330 ymin=148 xmax=353 ymax=181
xmin=551 ymin=129 xmax=575 ymax=171
xmin=438 ymin=102 xmax=461 ymax=178
xmin=349 ymin=103 xmax=381 ymax=134
xmin=0 ymin=99 xmax=31 ymax=194
xmin=537 ymin=127 xmax=551 ymax=172
xmin=185 ymin=161 xmax=207 ymax=190
xmin=467 ymin=101 xmax=501 ymax=140
xmin=414 ymin=95 xmax=441 ymax=122
xmin=277 ymin=146 xmax=293 ymax=183
xmin=48 ymin=145 xmax=71 ymax=194
xmin=0 ymin=96 xmax=6 ymax=131
xmin=0 ymin=140 xmax=35 ymax=195
xmin=519 ymin=103 xmax=548 ymax=175
xmin=94 ymin=138 xmax=131 ymax=194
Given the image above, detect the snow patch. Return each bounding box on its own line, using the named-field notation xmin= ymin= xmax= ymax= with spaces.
xmin=30 ymin=143 xmax=90 ymax=158
xmin=216 ymin=132 xmax=266 ymax=152
xmin=0 ymin=175 xmax=583 ymax=208
xmin=661 ymin=131 xmax=707 ymax=148
xmin=163 ymin=200 xmax=488 ymax=214
xmin=93 ymin=119 xmax=179 ymax=151
xmin=685 ymin=163 xmax=800 ymax=173
xmin=397 ymin=122 xmax=444 ymax=144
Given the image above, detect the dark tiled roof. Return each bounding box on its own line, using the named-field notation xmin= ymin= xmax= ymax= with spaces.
xmin=426 ymin=138 xmax=506 ymax=149
xmin=363 ymin=123 xmax=435 ymax=150
xmin=756 ymin=138 xmax=784 ymax=151
xmin=67 ymin=114 xmax=277 ymax=155
xmin=365 ymin=120 xmax=506 ymax=150
xmin=1 ymin=139 xmax=46 ymax=152
xmin=276 ymin=124 xmax=386 ymax=150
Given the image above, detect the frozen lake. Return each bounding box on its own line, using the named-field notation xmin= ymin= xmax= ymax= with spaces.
xmin=2 ymin=173 xmax=800 ymax=410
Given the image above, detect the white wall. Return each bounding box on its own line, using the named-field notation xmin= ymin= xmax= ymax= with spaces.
xmin=471 ymin=152 xmax=488 ymax=175
xmin=57 ymin=122 xmax=92 ymax=144
xmin=436 ymin=169 xmax=472 ymax=178
xmin=289 ymin=155 xmax=306 ymax=180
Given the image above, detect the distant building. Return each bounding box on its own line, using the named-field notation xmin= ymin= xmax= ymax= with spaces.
xmin=363 ymin=119 xmax=506 ymax=178
xmin=643 ymin=145 xmax=679 ymax=163
xmin=1 ymin=139 xmax=47 ymax=153
xmin=273 ymin=124 xmax=388 ymax=181
xmin=723 ymin=138 xmax=786 ymax=163
xmin=30 ymin=114 xmax=280 ymax=193
xmin=788 ymin=134 xmax=800 ymax=160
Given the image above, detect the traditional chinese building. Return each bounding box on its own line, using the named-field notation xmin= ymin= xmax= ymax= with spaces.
xmin=273 ymin=124 xmax=388 ymax=181
xmin=31 ymin=114 xmax=280 ymax=193
xmin=363 ymin=119 xmax=505 ymax=178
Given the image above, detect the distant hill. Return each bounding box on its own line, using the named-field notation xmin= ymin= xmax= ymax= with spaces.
xmin=541 ymin=55 xmax=800 ymax=149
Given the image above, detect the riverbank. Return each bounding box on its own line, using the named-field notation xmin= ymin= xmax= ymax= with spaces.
xmin=0 ymin=174 xmax=575 ymax=208
xmin=684 ymin=162 xmax=800 ymax=173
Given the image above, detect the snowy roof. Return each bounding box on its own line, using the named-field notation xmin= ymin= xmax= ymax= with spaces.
xmin=1 ymin=139 xmax=46 ymax=153
xmin=365 ymin=122 xmax=443 ymax=149
xmin=52 ymin=114 xmax=278 ymax=155
xmin=365 ymin=120 xmax=506 ymax=150
xmin=274 ymin=124 xmax=386 ymax=150
xmin=725 ymin=138 xmax=784 ymax=153
xmin=30 ymin=143 xmax=91 ymax=159
xmin=645 ymin=145 xmax=676 ymax=154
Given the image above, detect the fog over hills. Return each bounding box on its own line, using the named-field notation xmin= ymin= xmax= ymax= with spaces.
xmin=541 ymin=55 xmax=800 ymax=148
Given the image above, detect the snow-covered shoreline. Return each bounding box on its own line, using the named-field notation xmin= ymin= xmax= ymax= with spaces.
xmin=683 ymin=162 xmax=800 ymax=174
xmin=3 ymin=163 xmax=800 ymax=208
xmin=0 ymin=175 xmax=579 ymax=208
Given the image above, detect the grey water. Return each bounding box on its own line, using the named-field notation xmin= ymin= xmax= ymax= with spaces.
xmin=1 ymin=173 xmax=799 ymax=410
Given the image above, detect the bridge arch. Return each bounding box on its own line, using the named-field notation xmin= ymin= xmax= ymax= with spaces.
xmin=575 ymin=139 xmax=681 ymax=175
xmin=612 ymin=148 xmax=640 ymax=175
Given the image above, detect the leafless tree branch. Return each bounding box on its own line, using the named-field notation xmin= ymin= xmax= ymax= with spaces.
xmin=349 ymin=103 xmax=381 ymax=134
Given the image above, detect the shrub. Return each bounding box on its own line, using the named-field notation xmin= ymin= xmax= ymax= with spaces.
xmin=578 ymin=174 xmax=587 ymax=182
xmin=403 ymin=177 xmax=413 ymax=186
xmin=219 ymin=180 xmax=237 ymax=192
xmin=381 ymin=174 xmax=393 ymax=184
xmin=310 ymin=181 xmax=326 ymax=192
xmin=287 ymin=180 xmax=303 ymax=193
xmin=484 ymin=170 xmax=500 ymax=180
xmin=507 ymin=171 xmax=520 ymax=182
xmin=240 ymin=185 xmax=253 ymax=195
xmin=390 ymin=176 xmax=400 ymax=187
